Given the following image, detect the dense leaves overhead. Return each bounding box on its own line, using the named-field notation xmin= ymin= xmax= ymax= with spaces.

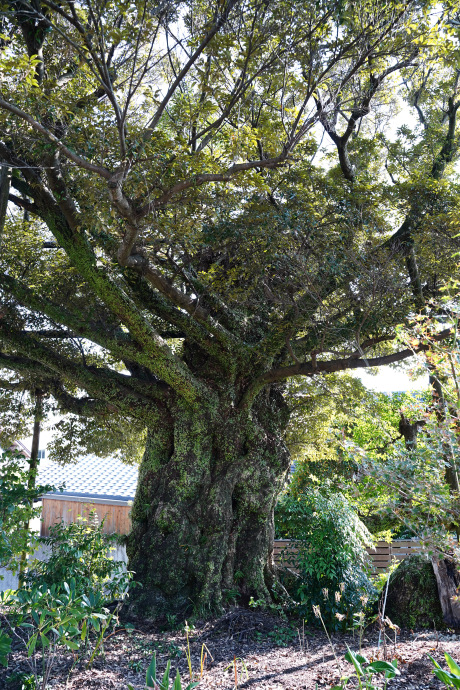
xmin=0 ymin=0 xmax=459 ymax=456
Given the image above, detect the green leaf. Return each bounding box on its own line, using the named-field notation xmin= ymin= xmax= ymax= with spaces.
xmin=172 ymin=669 xmax=181 ymax=690
xmin=27 ymin=633 xmax=38 ymax=657
xmin=0 ymin=630 xmax=12 ymax=667
xmin=434 ymin=668 xmax=458 ymax=687
xmin=368 ymin=660 xmax=400 ymax=676
xmin=161 ymin=659 xmax=171 ymax=689
xmin=355 ymin=653 xmax=369 ymax=665
xmin=345 ymin=646 xmax=364 ymax=677
xmin=64 ymin=640 xmax=79 ymax=651
xmin=445 ymin=654 xmax=460 ymax=678
xmin=40 ymin=633 xmax=50 ymax=649
xmin=429 ymin=654 xmax=442 ymax=670
xmin=146 ymin=652 xmax=157 ymax=687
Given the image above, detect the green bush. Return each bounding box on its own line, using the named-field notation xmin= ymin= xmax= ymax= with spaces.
xmin=26 ymin=513 xmax=133 ymax=601
xmin=0 ymin=578 xmax=115 ymax=688
xmin=275 ymin=487 xmax=377 ymax=628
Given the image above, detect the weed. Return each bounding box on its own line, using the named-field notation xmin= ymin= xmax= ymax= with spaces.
xmin=127 ymin=652 xmax=198 ymax=690
xmin=255 ymin=625 xmax=299 ymax=647
xmin=429 ymin=652 xmax=460 ymax=687
xmin=224 ymin=656 xmax=249 ymax=689
xmin=330 ymin=647 xmax=399 ymax=690
xmin=128 ymin=659 xmax=143 ymax=673
xmin=5 ymin=671 xmax=36 ymax=689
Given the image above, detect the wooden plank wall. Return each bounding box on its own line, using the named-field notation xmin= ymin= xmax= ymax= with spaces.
xmin=41 ymin=499 xmax=131 ymax=537
xmin=273 ymin=539 xmax=424 ymax=575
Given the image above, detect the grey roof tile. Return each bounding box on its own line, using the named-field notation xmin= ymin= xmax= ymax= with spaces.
xmin=37 ymin=455 xmax=138 ymax=501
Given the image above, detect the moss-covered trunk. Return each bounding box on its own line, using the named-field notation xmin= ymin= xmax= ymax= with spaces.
xmin=126 ymin=387 xmax=291 ymax=616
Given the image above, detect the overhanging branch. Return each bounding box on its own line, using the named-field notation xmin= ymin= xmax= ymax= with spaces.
xmin=239 ymin=328 xmax=452 ymax=410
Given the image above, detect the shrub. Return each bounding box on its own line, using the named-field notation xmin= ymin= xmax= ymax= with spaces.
xmin=26 ymin=513 xmax=132 ymax=601
xmin=0 ymin=579 xmax=115 ymax=688
xmin=275 ymin=487 xmax=377 ymax=628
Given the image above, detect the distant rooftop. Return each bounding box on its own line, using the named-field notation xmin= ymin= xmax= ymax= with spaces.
xmin=0 ymin=439 xmax=31 ymax=458
xmin=37 ymin=455 xmax=138 ymax=502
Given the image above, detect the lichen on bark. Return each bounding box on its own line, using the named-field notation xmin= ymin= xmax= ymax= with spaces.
xmin=126 ymin=382 xmax=291 ymax=616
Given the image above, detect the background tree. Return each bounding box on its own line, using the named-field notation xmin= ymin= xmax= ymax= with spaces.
xmin=0 ymin=0 xmax=459 ymax=613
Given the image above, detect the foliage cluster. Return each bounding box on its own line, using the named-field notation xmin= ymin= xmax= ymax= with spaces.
xmin=0 ymin=512 xmax=134 ymax=688
xmin=0 ymin=449 xmax=54 ymax=574
xmin=287 ymin=297 xmax=460 ymax=552
xmin=275 ymin=487 xmax=377 ymax=628
xmin=0 ymin=579 xmax=118 ymax=689
xmin=26 ymin=514 xmax=132 ymax=600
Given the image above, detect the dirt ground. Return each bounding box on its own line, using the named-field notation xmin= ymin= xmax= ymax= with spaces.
xmin=1 ymin=608 xmax=459 ymax=689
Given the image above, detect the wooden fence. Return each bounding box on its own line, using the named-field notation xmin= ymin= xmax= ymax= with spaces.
xmin=41 ymin=497 xmax=131 ymax=537
xmin=273 ymin=539 xmax=425 ymax=575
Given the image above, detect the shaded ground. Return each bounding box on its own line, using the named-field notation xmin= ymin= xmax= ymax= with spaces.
xmin=1 ymin=608 xmax=459 ymax=689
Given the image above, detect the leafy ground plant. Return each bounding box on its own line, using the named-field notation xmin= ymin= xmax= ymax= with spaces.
xmin=0 ymin=579 xmax=112 ymax=689
xmin=127 ymin=652 xmax=199 ymax=690
xmin=429 ymin=652 xmax=460 ymax=687
xmin=330 ymin=647 xmax=399 ymax=690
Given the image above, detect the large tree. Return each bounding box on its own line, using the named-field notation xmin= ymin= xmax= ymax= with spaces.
xmin=0 ymin=0 xmax=459 ymax=613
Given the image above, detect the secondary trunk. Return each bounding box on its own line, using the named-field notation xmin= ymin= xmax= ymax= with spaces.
xmin=431 ymin=556 xmax=460 ymax=628
xmin=126 ymin=386 xmax=291 ymax=616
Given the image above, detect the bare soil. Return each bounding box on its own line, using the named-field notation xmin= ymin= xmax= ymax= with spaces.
xmin=1 ymin=608 xmax=459 ymax=689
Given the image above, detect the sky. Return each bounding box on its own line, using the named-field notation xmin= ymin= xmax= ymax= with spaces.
xmin=357 ymin=366 xmax=429 ymax=393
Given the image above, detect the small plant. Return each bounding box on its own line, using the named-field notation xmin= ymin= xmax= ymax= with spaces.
xmin=0 ymin=579 xmax=112 ymax=690
xmin=27 ymin=513 xmax=133 ymax=600
xmin=128 ymin=659 xmax=144 ymax=672
xmin=5 ymin=671 xmax=36 ymax=688
xmin=254 ymin=625 xmax=299 ymax=647
xmin=165 ymin=613 xmax=179 ymax=631
xmin=223 ymin=587 xmax=240 ymax=604
xmin=224 ymin=656 xmax=249 ymax=689
xmin=127 ymin=652 xmax=199 ymax=690
xmin=330 ymin=647 xmax=400 ymax=690
xmin=429 ymin=652 xmax=460 ymax=687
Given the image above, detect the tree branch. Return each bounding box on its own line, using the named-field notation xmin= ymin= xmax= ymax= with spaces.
xmin=0 ymin=326 xmax=163 ymax=423
xmin=137 ymin=153 xmax=292 ymax=216
xmin=239 ymin=328 xmax=452 ymax=411
xmin=142 ymin=0 xmax=239 ymax=138
xmin=0 ymin=97 xmax=112 ymax=179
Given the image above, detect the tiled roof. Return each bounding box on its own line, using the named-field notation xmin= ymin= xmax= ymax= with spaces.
xmin=37 ymin=455 xmax=138 ymax=502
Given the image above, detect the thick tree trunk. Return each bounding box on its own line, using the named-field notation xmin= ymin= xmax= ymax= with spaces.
xmin=431 ymin=556 xmax=460 ymax=629
xmin=126 ymin=387 xmax=291 ymax=616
